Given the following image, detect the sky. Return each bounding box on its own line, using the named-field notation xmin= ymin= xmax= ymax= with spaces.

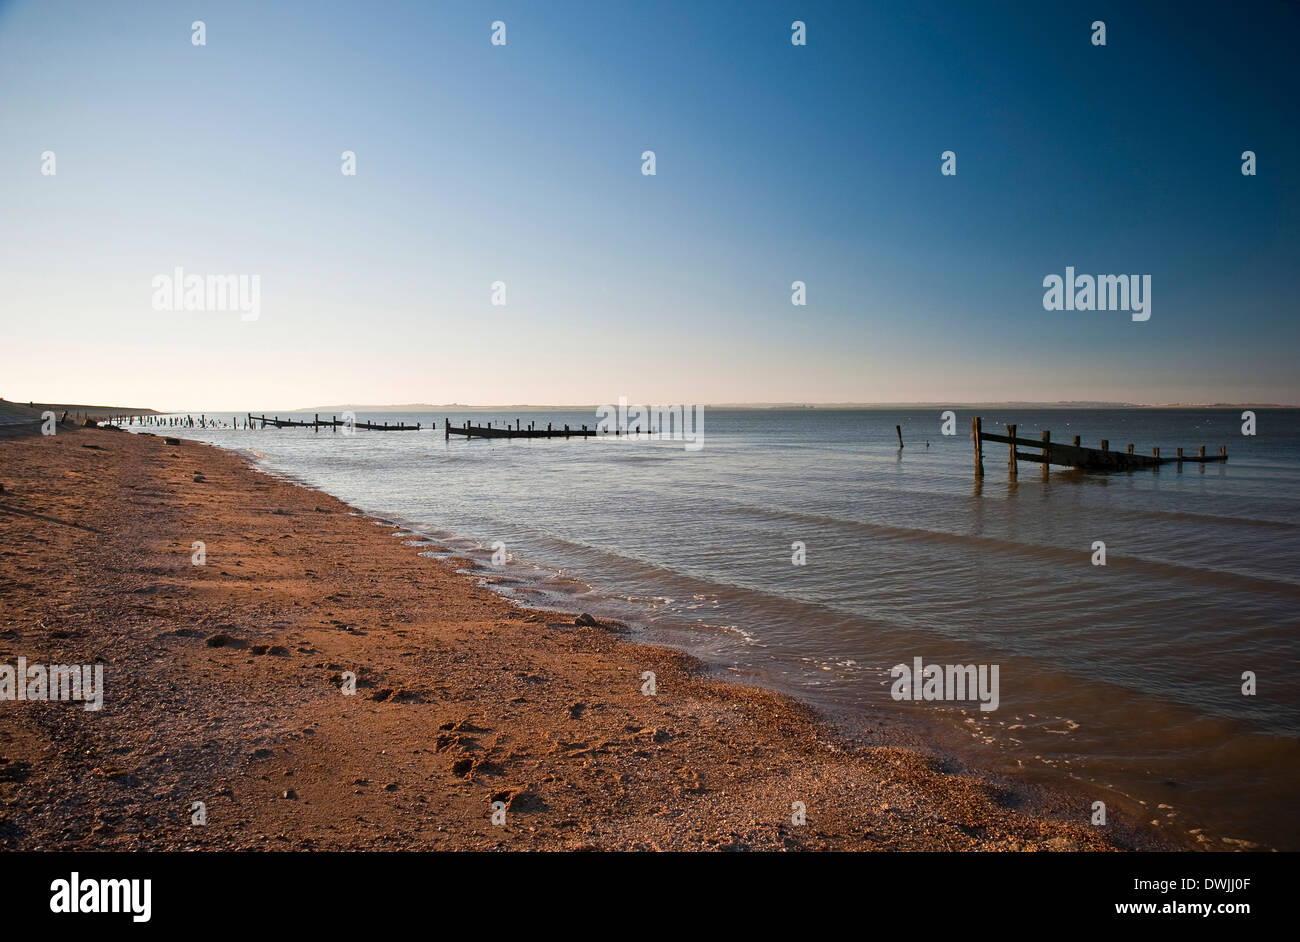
xmin=1 ymin=0 xmax=1297 ymax=410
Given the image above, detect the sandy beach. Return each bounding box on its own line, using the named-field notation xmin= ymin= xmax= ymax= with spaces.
xmin=0 ymin=426 xmax=1173 ymax=851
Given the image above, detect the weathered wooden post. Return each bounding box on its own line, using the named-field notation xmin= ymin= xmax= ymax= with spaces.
xmin=1101 ymin=439 xmax=1109 ymax=453
xmin=516 ymin=419 xmax=520 ymax=431
xmin=1072 ymin=435 xmax=1081 ymax=447
xmin=1041 ymin=430 xmax=1050 ymax=480
xmin=972 ymin=417 xmax=984 ymax=478
xmin=1127 ymin=443 xmax=1134 ymax=455
xmin=1007 ymin=424 xmax=1017 ymax=479
xmin=1219 ymin=445 xmax=1226 ymax=458
xmin=1199 ymin=445 xmax=1206 ymax=458
xmin=896 ymin=425 xmax=904 ymax=449
xmin=445 ymin=418 xmax=449 ymax=440
xmin=1177 ymin=447 xmax=1184 ymax=467
xmin=315 ymin=413 xmax=320 ymax=432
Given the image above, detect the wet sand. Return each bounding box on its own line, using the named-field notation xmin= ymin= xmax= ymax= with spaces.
xmin=0 ymin=427 xmax=1174 ymax=850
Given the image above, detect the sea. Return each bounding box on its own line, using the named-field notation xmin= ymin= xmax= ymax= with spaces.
xmin=127 ymin=407 xmax=1300 ymax=850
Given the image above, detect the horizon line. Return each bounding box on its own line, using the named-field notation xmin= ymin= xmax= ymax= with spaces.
xmin=8 ymin=397 xmax=1297 ymax=415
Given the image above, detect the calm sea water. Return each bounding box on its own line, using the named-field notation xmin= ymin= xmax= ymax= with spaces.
xmin=137 ymin=408 xmax=1300 ymax=850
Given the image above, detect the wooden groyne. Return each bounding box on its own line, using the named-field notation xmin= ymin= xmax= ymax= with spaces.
xmin=114 ymin=414 xmax=229 ymax=429
xmin=446 ymin=418 xmax=605 ymax=439
xmin=105 ymin=413 xmax=420 ymax=431
xmin=112 ymin=413 xmax=657 ymax=436
xmin=247 ymin=414 xmax=422 ymax=432
xmin=971 ymin=417 xmax=1227 ymax=479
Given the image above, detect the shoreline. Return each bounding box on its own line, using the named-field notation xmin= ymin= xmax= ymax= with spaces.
xmin=0 ymin=427 xmax=1177 ymax=850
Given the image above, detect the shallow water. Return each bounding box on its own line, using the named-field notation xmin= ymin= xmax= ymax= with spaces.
xmin=135 ymin=407 xmax=1300 ymax=850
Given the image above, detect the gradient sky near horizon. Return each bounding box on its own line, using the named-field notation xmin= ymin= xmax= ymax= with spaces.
xmin=1 ymin=0 xmax=1297 ymax=410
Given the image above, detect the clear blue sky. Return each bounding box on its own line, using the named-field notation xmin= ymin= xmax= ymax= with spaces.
xmin=1 ymin=0 xmax=1296 ymax=409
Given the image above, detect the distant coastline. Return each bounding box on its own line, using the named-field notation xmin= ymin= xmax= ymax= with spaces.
xmin=292 ymin=401 xmax=1296 ymax=413
xmin=7 ymin=396 xmax=1293 ymax=422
